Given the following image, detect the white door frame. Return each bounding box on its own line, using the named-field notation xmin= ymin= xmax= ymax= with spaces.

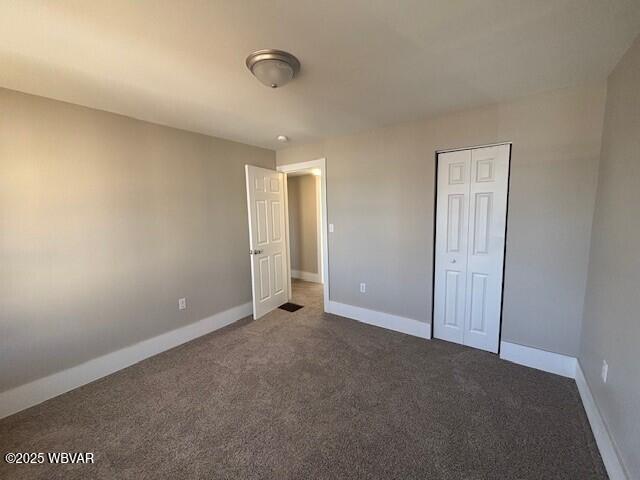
xmin=277 ymin=158 xmax=329 ymax=312
xmin=431 ymin=142 xmax=512 ymax=352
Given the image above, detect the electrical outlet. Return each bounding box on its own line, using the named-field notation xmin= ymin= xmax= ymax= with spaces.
xmin=360 ymin=283 xmax=366 ymax=293
xmin=601 ymin=360 xmax=608 ymax=383
xmin=178 ymin=297 xmax=187 ymax=311
xmin=329 ymin=223 xmax=334 ymax=233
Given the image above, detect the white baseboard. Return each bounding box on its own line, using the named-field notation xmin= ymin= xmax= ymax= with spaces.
xmin=575 ymin=362 xmax=629 ymax=480
xmin=0 ymin=302 xmax=252 ymax=419
xmin=326 ymin=300 xmax=430 ymax=339
xmin=500 ymin=343 xmax=627 ymax=478
xmin=291 ymin=269 xmax=322 ymax=284
xmin=499 ymin=341 xmax=577 ymax=378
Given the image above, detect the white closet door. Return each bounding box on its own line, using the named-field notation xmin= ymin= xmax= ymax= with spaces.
xmin=463 ymin=145 xmax=510 ymax=352
xmin=433 ymin=144 xmax=510 ymax=353
xmin=433 ymin=149 xmax=472 ymax=346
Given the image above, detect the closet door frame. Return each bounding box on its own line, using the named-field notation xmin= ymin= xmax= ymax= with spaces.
xmin=430 ymin=142 xmax=512 ymax=354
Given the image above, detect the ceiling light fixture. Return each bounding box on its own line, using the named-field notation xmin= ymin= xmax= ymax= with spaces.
xmin=277 ymin=135 xmax=289 ymax=143
xmin=246 ymin=49 xmax=300 ymax=88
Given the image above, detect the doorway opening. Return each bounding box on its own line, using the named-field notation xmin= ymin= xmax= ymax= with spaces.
xmin=278 ymin=159 xmax=329 ymax=313
xmin=285 ymin=172 xmax=323 ymax=284
xmin=244 ymin=159 xmax=328 ymax=320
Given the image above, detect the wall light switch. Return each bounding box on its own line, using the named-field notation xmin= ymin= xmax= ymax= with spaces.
xmin=360 ymin=283 xmax=366 ymax=293
xmin=178 ymin=297 xmax=187 ymax=311
xmin=329 ymin=223 xmax=334 ymax=233
xmin=601 ymin=360 xmax=608 ymax=383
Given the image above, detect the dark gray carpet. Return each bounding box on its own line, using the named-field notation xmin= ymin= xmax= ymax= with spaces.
xmin=0 ymin=280 xmax=606 ymax=479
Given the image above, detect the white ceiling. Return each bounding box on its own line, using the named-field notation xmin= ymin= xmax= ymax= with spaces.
xmin=1 ymin=1 xmax=639 ymax=150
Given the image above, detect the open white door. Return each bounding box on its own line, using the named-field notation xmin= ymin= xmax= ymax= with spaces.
xmin=245 ymin=165 xmax=288 ymax=319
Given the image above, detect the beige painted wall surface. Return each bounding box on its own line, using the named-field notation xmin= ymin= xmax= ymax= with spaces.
xmin=579 ymin=35 xmax=640 ymax=478
xmin=287 ymin=175 xmax=319 ymax=274
xmin=0 ymin=88 xmax=275 ymax=392
xmin=277 ymin=84 xmax=606 ymax=357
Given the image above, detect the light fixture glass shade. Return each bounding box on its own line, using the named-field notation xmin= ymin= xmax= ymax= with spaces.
xmin=246 ymin=49 xmax=300 ymax=88
xmin=251 ymin=60 xmax=294 ymax=88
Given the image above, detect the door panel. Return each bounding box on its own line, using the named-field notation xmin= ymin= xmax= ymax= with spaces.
xmin=245 ymin=165 xmax=288 ymax=319
xmin=434 ymin=150 xmax=471 ymax=345
xmin=273 ymin=253 xmax=284 ymax=294
xmin=271 ymin=201 xmax=282 ymax=241
xmin=472 ymin=192 xmax=492 ymax=255
xmin=469 ymin=273 xmax=488 ymax=333
xmin=259 ymin=257 xmax=271 ymax=301
xmin=434 ymin=145 xmax=510 ymax=353
xmin=447 ymin=194 xmax=465 ymax=253
xmin=256 ymin=200 xmax=269 ymax=245
xmin=463 ymin=145 xmax=510 ymax=352
xmin=444 ymin=270 xmax=463 ymax=327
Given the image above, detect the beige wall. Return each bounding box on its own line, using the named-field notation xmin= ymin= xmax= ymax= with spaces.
xmin=580 ymin=35 xmax=640 ymax=478
xmin=287 ymin=175 xmax=319 ymax=274
xmin=0 ymin=88 xmax=275 ymax=392
xmin=277 ymin=84 xmax=606 ymax=357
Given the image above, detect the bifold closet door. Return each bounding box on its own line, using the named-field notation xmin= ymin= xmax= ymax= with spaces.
xmin=433 ymin=144 xmax=510 ymax=353
xmin=433 ymin=149 xmax=471 ymax=346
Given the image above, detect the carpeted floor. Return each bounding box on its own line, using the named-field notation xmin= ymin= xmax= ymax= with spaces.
xmin=0 ymin=280 xmax=606 ymax=479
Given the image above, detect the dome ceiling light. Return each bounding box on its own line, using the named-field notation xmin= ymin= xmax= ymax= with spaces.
xmin=246 ymin=49 xmax=300 ymax=88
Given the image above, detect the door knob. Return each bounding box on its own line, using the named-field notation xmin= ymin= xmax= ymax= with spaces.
xmin=249 ymin=249 xmax=263 ymax=255
xmin=450 ymin=259 xmax=456 ymax=263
